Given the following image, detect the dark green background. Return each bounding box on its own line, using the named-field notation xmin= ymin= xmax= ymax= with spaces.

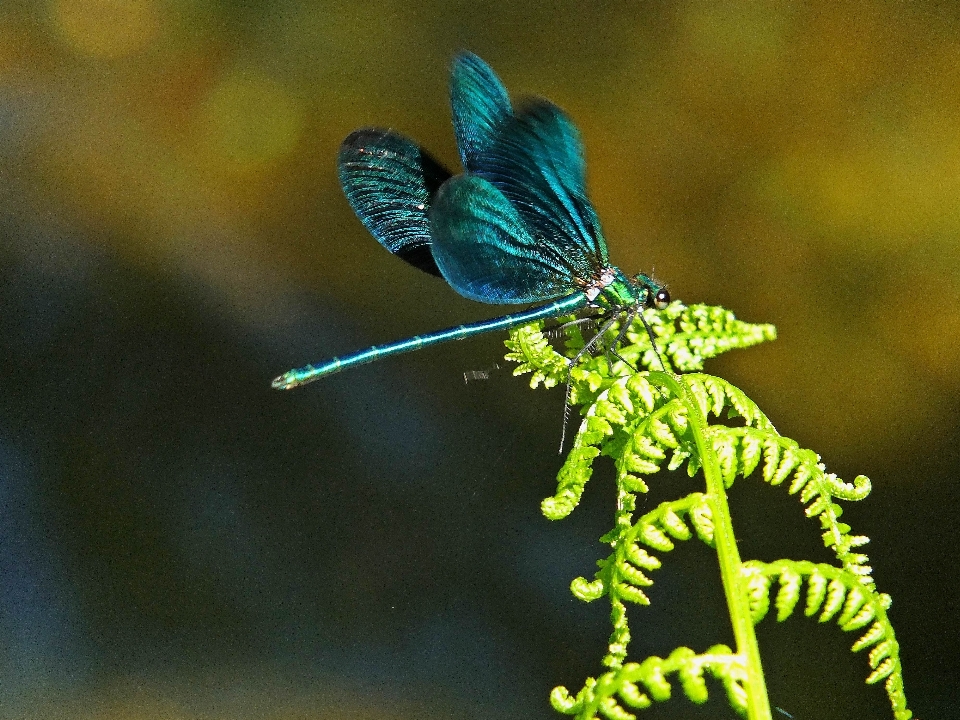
xmin=0 ymin=1 xmax=955 ymax=718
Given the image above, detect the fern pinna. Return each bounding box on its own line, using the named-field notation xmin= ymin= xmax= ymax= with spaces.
xmin=504 ymin=302 xmax=914 ymax=720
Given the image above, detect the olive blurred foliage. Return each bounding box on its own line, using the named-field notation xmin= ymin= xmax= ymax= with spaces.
xmin=12 ymin=0 xmax=960 ymax=457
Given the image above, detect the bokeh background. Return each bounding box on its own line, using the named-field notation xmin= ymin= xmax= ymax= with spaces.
xmin=0 ymin=1 xmax=957 ymax=718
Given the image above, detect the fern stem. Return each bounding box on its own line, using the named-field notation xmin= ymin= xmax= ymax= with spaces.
xmin=649 ymin=371 xmax=772 ymax=720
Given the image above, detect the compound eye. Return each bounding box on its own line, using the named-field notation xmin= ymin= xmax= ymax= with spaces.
xmin=653 ymin=288 xmax=670 ymax=310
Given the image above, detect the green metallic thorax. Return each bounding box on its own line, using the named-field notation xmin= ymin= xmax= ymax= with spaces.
xmin=593 ymin=268 xmax=660 ymax=310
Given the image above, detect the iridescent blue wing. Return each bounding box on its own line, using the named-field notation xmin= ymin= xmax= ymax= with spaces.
xmin=450 ymin=52 xmax=512 ymax=172
xmin=338 ymin=129 xmax=452 ymax=276
xmin=430 ymin=174 xmax=581 ymax=304
xmin=473 ymin=99 xmax=609 ymax=280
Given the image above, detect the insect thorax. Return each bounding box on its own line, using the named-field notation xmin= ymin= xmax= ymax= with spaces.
xmin=587 ymin=267 xmax=650 ymax=310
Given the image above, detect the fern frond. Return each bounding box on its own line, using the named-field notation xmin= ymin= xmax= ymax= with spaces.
xmin=542 ymin=375 xmax=673 ymax=521
xmin=551 ymin=645 xmax=749 ymax=720
xmin=572 ymin=494 xmax=713 ymax=608
xmin=706 ymin=424 xmax=874 ymax=586
xmin=541 ymin=369 xmax=875 ymax=586
xmin=557 ymin=303 xmax=777 ymax=376
xmin=740 ymin=560 xmax=911 ymax=719
xmin=504 ymin=306 xmax=913 ymax=720
xmin=567 ymin=492 xmax=715 ymax=669
xmin=507 ymin=303 xmax=776 ymax=392
xmin=504 ymin=321 xmax=570 ymax=389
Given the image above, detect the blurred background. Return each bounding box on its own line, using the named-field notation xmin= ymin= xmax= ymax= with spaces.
xmin=0 ymin=0 xmax=956 ymax=718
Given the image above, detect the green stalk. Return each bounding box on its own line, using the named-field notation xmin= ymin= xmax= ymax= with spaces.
xmin=648 ymin=371 xmax=772 ymax=720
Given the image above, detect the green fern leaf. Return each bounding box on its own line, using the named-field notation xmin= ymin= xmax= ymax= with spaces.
xmin=625 ymin=544 xmax=661 ymax=570
xmin=805 ymin=570 xmax=828 ymax=616
xmin=852 ymin=621 xmax=886 ymax=652
xmin=504 ymin=306 xmax=912 ymax=720
xmin=638 ymin=524 xmax=674 ymax=552
xmin=837 ymin=586 xmax=868 ymax=627
xmin=739 ymin=430 xmax=764 ymax=477
xmin=774 ymin=569 xmax=802 ymax=621
xmin=744 ymin=568 xmax=772 ymax=623
xmin=818 ymin=579 xmax=847 ymax=622
xmin=660 ymin=508 xmax=691 ymax=540
xmin=867 ymin=658 xmax=896 ymax=684
xmin=572 ymin=576 xmax=607 ymax=602
xmin=688 ymin=497 xmax=715 ymax=544
xmin=615 ymin=583 xmax=651 ymax=606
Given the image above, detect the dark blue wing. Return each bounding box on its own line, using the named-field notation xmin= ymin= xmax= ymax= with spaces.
xmin=430 ymin=174 xmax=580 ymax=304
xmin=338 ymin=129 xmax=452 ymax=276
xmin=450 ymin=53 xmax=512 ymax=173
xmin=473 ymin=99 xmax=609 ymax=281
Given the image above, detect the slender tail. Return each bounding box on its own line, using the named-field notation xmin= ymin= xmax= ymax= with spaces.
xmin=273 ymin=293 xmax=589 ymax=390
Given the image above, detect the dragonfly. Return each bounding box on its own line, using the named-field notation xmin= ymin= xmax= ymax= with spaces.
xmin=272 ymin=53 xmax=670 ymax=391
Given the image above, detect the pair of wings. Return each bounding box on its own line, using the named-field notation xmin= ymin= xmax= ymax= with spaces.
xmin=337 ymin=53 xmax=609 ymax=305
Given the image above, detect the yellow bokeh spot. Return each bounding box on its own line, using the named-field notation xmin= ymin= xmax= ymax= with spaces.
xmin=202 ymin=71 xmax=304 ymax=168
xmin=53 ymin=0 xmax=158 ymax=59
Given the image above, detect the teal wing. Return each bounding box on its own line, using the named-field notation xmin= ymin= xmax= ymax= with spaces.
xmin=429 ymin=174 xmax=580 ymax=304
xmin=474 ymin=99 xmax=609 ymax=280
xmin=338 ymin=129 xmax=451 ymax=276
xmin=450 ymin=52 xmax=512 ymax=172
